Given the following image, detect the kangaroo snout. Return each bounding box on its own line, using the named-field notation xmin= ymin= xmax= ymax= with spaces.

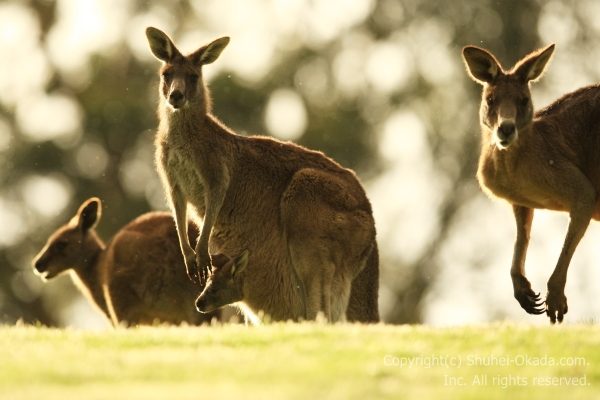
xmin=195 ymin=294 xmax=214 ymax=313
xmin=495 ymin=121 xmax=517 ymax=148
xmin=168 ymin=90 xmax=185 ymax=109
xmin=32 ymin=255 xmax=53 ymax=280
xmin=33 ymin=257 xmax=46 ymax=273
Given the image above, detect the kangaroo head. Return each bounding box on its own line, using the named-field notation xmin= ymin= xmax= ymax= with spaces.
xmin=462 ymin=44 xmax=554 ymax=150
xmin=195 ymin=250 xmax=249 ymax=313
xmin=32 ymin=198 xmax=102 ymax=280
xmin=145 ymin=27 xmax=229 ymax=111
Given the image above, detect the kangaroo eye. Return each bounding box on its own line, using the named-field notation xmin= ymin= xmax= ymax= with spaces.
xmin=162 ymin=70 xmax=173 ymax=80
xmin=486 ymin=95 xmax=494 ymax=106
xmin=188 ymin=74 xmax=199 ymax=85
xmin=53 ymin=241 xmax=68 ymax=252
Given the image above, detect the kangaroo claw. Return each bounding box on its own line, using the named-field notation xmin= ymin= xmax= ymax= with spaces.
xmin=184 ymin=256 xmax=200 ymax=284
xmin=513 ymin=275 xmax=545 ymax=315
xmin=195 ymin=253 xmax=212 ymax=287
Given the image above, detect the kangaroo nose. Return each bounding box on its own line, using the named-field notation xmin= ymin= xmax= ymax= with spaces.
xmin=34 ymin=258 xmax=45 ymax=272
xmin=195 ymin=294 xmax=213 ymax=313
xmin=169 ymin=90 xmax=184 ymax=108
xmin=498 ymin=122 xmax=516 ymax=140
xmin=195 ymin=297 xmax=204 ymax=312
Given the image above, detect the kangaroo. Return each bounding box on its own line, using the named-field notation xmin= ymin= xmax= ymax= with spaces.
xmin=462 ymin=43 xmax=600 ymax=323
xmin=32 ymin=197 xmax=222 ymax=326
xmin=196 ymin=247 xmax=380 ymax=324
xmin=145 ymin=27 xmax=379 ymax=323
xmin=194 ymin=251 xmax=251 ymax=317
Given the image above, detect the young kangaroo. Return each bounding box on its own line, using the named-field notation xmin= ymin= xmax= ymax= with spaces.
xmin=146 ymin=27 xmax=379 ymax=323
xmin=196 ymin=247 xmax=380 ymax=324
xmin=194 ymin=251 xmax=250 ymax=316
xmin=463 ymin=43 xmax=600 ymax=323
xmin=32 ymin=197 xmax=222 ymax=326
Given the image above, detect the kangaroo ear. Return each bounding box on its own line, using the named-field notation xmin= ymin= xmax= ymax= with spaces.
xmin=211 ymin=253 xmax=230 ymax=270
xmin=462 ymin=45 xmax=502 ymax=84
xmin=189 ymin=36 xmax=230 ymax=67
xmin=77 ymin=197 xmax=101 ymax=233
xmin=512 ymin=44 xmax=555 ymax=83
xmin=146 ymin=27 xmax=181 ymax=62
xmin=231 ymin=249 xmax=249 ymax=278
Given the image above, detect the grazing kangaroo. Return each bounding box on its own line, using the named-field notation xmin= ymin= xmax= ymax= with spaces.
xmin=194 ymin=251 xmax=252 ymax=318
xmin=196 ymin=247 xmax=380 ymax=324
xmin=462 ymin=43 xmax=600 ymax=323
xmin=32 ymin=197 xmax=222 ymax=326
xmin=145 ymin=27 xmax=379 ymax=323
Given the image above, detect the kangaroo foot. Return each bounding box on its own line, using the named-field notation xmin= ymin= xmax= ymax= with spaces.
xmin=545 ymin=289 xmax=568 ymax=324
xmin=512 ymin=274 xmax=544 ymax=315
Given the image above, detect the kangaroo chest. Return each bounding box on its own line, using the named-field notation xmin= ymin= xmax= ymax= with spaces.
xmin=478 ymin=151 xmax=568 ymax=211
xmin=159 ymin=139 xmax=207 ymax=215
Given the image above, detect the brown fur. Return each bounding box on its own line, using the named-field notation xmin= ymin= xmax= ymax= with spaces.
xmin=146 ymin=27 xmax=379 ymax=323
xmin=195 ymin=251 xmax=250 ymax=318
xmin=463 ymin=43 xmax=600 ymax=323
xmin=32 ymin=198 xmax=222 ymax=326
xmin=196 ymin=242 xmax=380 ymax=324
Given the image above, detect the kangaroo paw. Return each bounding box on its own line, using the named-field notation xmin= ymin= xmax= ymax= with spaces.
xmin=545 ymin=290 xmax=568 ymax=324
xmin=184 ymin=254 xmax=200 ymax=284
xmin=195 ymin=253 xmax=212 ymax=287
xmin=513 ymin=275 xmax=545 ymax=315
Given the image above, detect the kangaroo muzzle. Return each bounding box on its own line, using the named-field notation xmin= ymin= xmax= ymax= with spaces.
xmin=168 ymin=79 xmax=187 ymax=109
xmin=495 ymin=121 xmax=517 ymax=149
xmin=195 ymin=294 xmax=214 ymax=313
xmin=494 ymin=101 xmax=518 ymax=149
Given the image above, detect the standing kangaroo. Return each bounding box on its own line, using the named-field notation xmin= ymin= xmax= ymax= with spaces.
xmin=32 ymin=197 xmax=222 ymax=326
xmin=145 ymin=27 xmax=379 ymax=322
xmin=462 ymin=43 xmax=600 ymax=323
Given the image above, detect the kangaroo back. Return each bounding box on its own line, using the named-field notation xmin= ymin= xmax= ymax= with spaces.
xmin=103 ymin=211 xmax=222 ymax=326
xmin=33 ymin=198 xmax=223 ymax=327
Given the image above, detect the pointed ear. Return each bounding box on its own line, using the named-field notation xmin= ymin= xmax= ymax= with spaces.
xmin=189 ymin=36 xmax=230 ymax=67
xmin=512 ymin=44 xmax=555 ymax=83
xmin=462 ymin=45 xmax=502 ymax=84
xmin=146 ymin=26 xmax=180 ymax=62
xmin=77 ymin=197 xmax=101 ymax=233
xmin=231 ymin=249 xmax=249 ymax=278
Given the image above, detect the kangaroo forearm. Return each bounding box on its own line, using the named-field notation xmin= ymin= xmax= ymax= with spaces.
xmin=194 ymin=199 xmax=221 ymax=257
xmin=195 ymin=219 xmax=211 ymax=254
xmin=169 ymin=188 xmax=194 ymax=255
xmin=195 ymin=180 xmax=228 ymax=256
xmin=510 ymin=206 xmax=533 ymax=277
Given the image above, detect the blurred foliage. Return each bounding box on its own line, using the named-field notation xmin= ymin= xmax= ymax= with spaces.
xmin=2 ymin=0 xmax=598 ymax=326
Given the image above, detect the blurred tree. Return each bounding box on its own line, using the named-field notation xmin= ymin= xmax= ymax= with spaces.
xmin=2 ymin=0 xmax=595 ymax=326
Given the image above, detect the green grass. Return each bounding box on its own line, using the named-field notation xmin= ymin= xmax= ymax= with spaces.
xmin=1 ymin=323 xmax=600 ymax=399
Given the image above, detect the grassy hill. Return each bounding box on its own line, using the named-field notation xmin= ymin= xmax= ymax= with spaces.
xmin=1 ymin=323 xmax=599 ymax=399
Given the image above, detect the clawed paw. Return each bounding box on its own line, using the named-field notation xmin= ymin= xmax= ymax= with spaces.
xmin=184 ymin=255 xmax=200 ymax=284
xmin=514 ymin=288 xmax=545 ymax=315
xmin=545 ymin=290 xmax=568 ymax=324
xmin=513 ymin=275 xmax=545 ymax=315
xmin=195 ymin=254 xmax=212 ymax=286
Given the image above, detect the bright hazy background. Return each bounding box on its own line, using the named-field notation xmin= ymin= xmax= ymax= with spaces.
xmin=2 ymin=0 xmax=600 ymax=328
